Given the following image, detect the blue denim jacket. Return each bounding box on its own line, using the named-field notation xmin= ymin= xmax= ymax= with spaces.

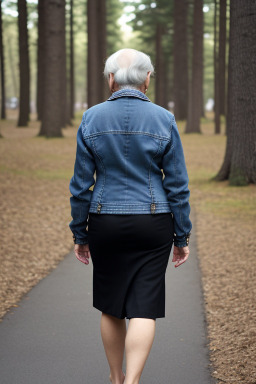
xmin=69 ymin=89 xmax=192 ymax=247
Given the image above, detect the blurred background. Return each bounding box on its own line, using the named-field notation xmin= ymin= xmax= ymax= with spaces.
xmin=0 ymin=1 xmax=255 ymax=383
xmin=1 ymin=0 xmax=223 ymax=134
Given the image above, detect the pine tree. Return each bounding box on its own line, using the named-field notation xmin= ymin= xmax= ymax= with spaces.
xmin=106 ymin=0 xmax=124 ymax=55
xmin=215 ymin=0 xmax=256 ymax=185
xmin=214 ymin=0 xmax=220 ymax=133
xmin=69 ymin=0 xmax=74 ymax=119
xmin=185 ymin=0 xmax=203 ymax=133
xmin=36 ymin=0 xmax=45 ymax=121
xmin=87 ymin=0 xmax=107 ymax=107
xmin=38 ymin=0 xmax=66 ymax=137
xmin=173 ymin=0 xmax=188 ymax=120
xmin=219 ymin=0 xmax=227 ymax=116
xmin=17 ymin=0 xmax=30 ymax=127
xmin=127 ymin=0 xmax=173 ymax=108
xmin=0 ymin=0 xmax=6 ymax=120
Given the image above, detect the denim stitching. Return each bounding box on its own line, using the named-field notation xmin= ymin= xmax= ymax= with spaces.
xmin=179 ymin=199 xmax=185 ymax=231
xmin=107 ymin=89 xmax=151 ymax=102
xmin=108 ymin=95 xmax=151 ymax=102
xmin=171 ymin=115 xmax=185 ymax=232
xmin=81 ymin=112 xmax=87 ymax=132
xmin=168 ymin=115 xmax=174 ymax=136
xmin=79 ymin=143 xmax=87 ymax=220
xmin=124 ymin=133 xmax=129 ymax=201
xmin=91 ymin=137 xmax=106 ymax=203
xmin=148 ymin=140 xmax=163 ymax=204
xmin=89 ymin=202 xmax=171 ymax=206
xmin=124 ymin=100 xmax=130 ymax=201
xmin=89 ymin=208 xmax=172 ymax=214
xmin=89 ymin=202 xmax=172 ymax=214
xmin=85 ymin=131 xmax=170 ymax=141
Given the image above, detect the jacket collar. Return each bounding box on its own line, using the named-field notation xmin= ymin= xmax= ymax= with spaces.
xmin=107 ymin=88 xmax=151 ymax=102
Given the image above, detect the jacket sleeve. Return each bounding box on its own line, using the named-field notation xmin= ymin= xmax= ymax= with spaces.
xmin=69 ymin=117 xmax=96 ymax=244
xmin=162 ymin=115 xmax=192 ymax=247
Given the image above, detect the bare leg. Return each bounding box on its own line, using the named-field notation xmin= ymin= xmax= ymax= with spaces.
xmin=101 ymin=313 xmax=126 ymax=384
xmin=124 ymin=318 xmax=156 ymax=384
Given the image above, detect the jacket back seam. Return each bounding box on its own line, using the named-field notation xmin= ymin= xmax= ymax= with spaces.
xmin=148 ymin=140 xmax=163 ymax=204
xmin=90 ymin=137 xmax=106 ymax=203
xmin=84 ymin=131 xmax=170 ymax=141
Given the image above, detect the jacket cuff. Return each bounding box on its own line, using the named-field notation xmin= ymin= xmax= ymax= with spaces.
xmin=173 ymin=233 xmax=191 ymax=247
xmin=72 ymin=234 xmax=88 ymax=245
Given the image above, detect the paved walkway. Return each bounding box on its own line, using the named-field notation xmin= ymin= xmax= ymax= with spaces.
xmin=0 ymin=212 xmax=215 ymax=384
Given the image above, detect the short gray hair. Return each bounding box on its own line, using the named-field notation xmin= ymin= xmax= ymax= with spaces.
xmin=104 ymin=48 xmax=154 ymax=89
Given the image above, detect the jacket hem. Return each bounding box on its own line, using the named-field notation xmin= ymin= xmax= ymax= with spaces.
xmin=89 ymin=202 xmax=172 ymax=215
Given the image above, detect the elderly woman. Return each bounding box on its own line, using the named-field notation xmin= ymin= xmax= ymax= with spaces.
xmin=69 ymin=48 xmax=192 ymax=384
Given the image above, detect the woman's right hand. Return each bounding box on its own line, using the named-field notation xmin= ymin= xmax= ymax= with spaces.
xmin=172 ymin=246 xmax=189 ymax=268
xmin=74 ymin=244 xmax=91 ymax=265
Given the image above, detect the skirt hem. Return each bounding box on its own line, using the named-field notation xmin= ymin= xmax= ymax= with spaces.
xmin=93 ymin=303 xmax=163 ymax=320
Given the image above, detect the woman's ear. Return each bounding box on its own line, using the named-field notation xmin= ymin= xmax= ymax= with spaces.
xmin=108 ymin=73 xmax=115 ymax=92
xmin=145 ymin=71 xmax=151 ymax=89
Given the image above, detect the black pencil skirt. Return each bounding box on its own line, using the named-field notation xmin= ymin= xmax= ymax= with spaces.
xmin=87 ymin=212 xmax=174 ymax=320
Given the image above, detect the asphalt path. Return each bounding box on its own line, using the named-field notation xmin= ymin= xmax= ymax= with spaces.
xmin=0 ymin=211 xmax=215 ymax=384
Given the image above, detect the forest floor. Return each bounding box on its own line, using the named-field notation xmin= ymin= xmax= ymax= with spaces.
xmin=0 ymin=111 xmax=255 ymax=384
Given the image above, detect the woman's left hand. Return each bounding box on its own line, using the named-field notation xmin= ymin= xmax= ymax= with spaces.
xmin=74 ymin=244 xmax=91 ymax=265
xmin=172 ymin=246 xmax=190 ymax=268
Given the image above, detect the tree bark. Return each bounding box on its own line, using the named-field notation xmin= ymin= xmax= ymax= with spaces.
xmin=185 ymin=0 xmax=203 ymax=133
xmin=70 ymin=0 xmax=74 ymax=119
xmin=173 ymin=0 xmax=188 ymax=120
xmin=87 ymin=0 xmax=98 ymax=108
xmin=87 ymin=0 xmax=107 ymax=108
xmin=39 ymin=0 xmax=66 ymax=137
xmin=155 ymin=24 xmax=167 ymax=109
xmin=99 ymin=0 xmax=108 ymax=100
xmin=36 ymin=0 xmax=45 ymax=121
xmin=60 ymin=0 xmax=67 ymax=127
xmin=65 ymin=0 xmax=72 ymax=127
xmin=214 ymin=0 xmax=221 ymax=133
xmin=219 ymin=0 xmax=227 ymax=116
xmin=7 ymin=36 xmax=18 ymax=98
xmin=17 ymin=0 xmax=30 ymax=127
xmin=0 ymin=0 xmax=6 ymax=120
xmin=215 ymin=0 xmax=256 ymax=185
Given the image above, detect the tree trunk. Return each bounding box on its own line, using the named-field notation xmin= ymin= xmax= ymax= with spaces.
xmin=185 ymin=0 xmax=203 ymax=133
xmin=0 ymin=0 xmax=6 ymax=120
xmin=87 ymin=0 xmax=98 ymax=108
xmin=215 ymin=0 xmax=256 ymax=185
xmin=99 ymin=0 xmax=108 ymax=100
xmin=155 ymin=24 xmax=167 ymax=108
xmin=17 ymin=0 xmax=30 ymax=127
xmin=214 ymin=0 xmax=221 ymax=134
xmin=36 ymin=0 xmax=45 ymax=121
xmin=219 ymin=0 xmax=227 ymax=116
xmin=173 ymin=0 xmax=188 ymax=120
xmin=39 ymin=0 xmax=66 ymax=137
xmin=7 ymin=36 xmax=18 ymax=98
xmin=87 ymin=0 xmax=107 ymax=108
xmin=60 ymin=0 xmax=66 ymax=127
xmin=64 ymin=0 xmax=72 ymax=127
xmin=70 ymin=0 xmax=74 ymax=119
xmin=163 ymin=57 xmax=169 ymax=109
